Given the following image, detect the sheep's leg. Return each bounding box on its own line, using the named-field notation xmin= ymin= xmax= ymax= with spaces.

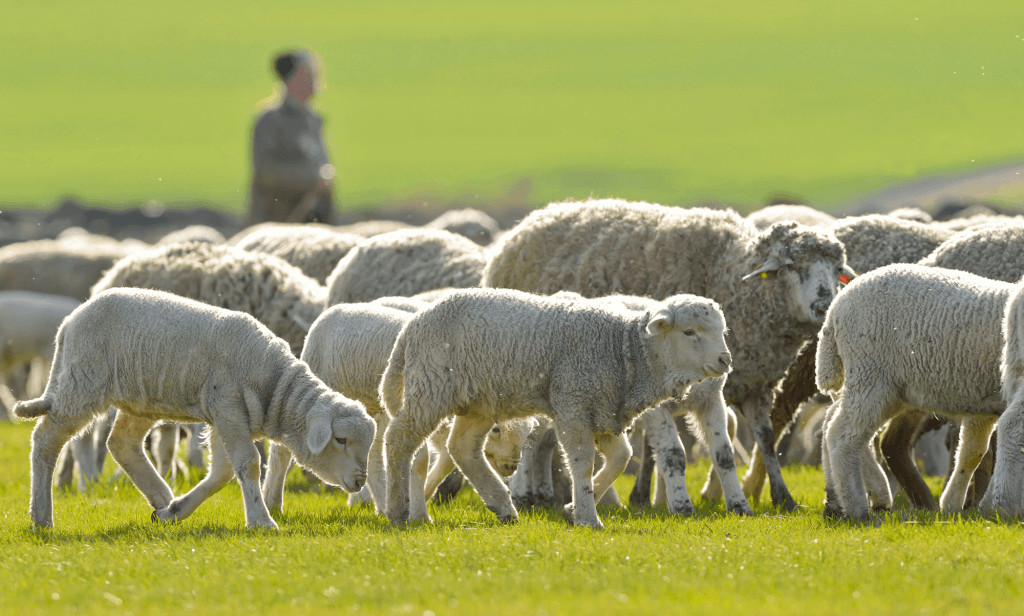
xmin=861 ymin=440 xmax=893 ymax=511
xmin=150 ymin=423 xmax=180 ymax=483
xmin=216 ymin=423 xmax=277 ymax=530
xmin=383 ymin=410 xmax=439 ymax=526
xmin=879 ymin=409 xmax=936 ymax=510
xmin=980 ymin=390 xmax=1024 ymax=516
xmin=186 ymin=423 xmax=205 ymax=468
xmin=628 ymin=430 xmax=655 ymax=508
xmin=262 ymin=442 xmax=293 ymax=513
xmin=554 ymin=425 xmax=602 ymax=529
xmin=29 ymin=415 xmax=86 ymax=527
xmin=54 ymin=444 xmax=74 ymax=489
xmin=592 ymin=432 xmax=631 ymax=507
xmin=424 ymin=443 xmax=457 ymax=502
xmin=508 ymin=445 xmax=534 ymax=508
xmin=531 ymin=426 xmax=558 ymax=507
xmin=448 ymin=412 xmax=518 ymax=523
xmin=694 ymin=394 xmax=753 ymax=515
xmin=69 ymin=420 xmax=101 ymax=492
xmin=825 ymin=393 xmax=897 ymax=520
xmin=740 ymin=448 xmax=767 ymax=501
xmin=107 ymin=411 xmax=174 ymax=511
xmin=639 ymin=406 xmax=693 ymax=515
xmin=939 ymin=416 xmax=997 ymax=512
xmin=92 ymin=409 xmax=115 ymax=476
xmin=365 ymin=413 xmax=389 ymax=514
xmin=819 ymin=401 xmax=843 ymax=517
xmin=740 ymin=397 xmax=797 ymax=511
xmin=408 ymin=446 xmax=432 ymax=523
xmin=155 ymin=428 xmax=235 ymax=523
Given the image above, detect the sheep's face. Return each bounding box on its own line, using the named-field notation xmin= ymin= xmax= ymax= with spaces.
xmin=647 ymin=295 xmax=731 ymax=393
xmin=301 ymin=393 xmax=376 ymax=493
xmin=778 ymin=259 xmax=845 ymax=325
xmin=484 ymin=417 xmax=539 ymax=476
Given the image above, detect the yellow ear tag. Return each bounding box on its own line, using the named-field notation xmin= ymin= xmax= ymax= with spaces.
xmin=760 ymin=272 xmax=768 ymax=279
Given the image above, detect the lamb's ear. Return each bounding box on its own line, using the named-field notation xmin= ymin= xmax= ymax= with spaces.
xmin=741 ymin=255 xmax=783 ymax=281
xmin=645 ymin=309 xmax=674 ymax=337
xmin=306 ymin=411 xmax=333 ymax=455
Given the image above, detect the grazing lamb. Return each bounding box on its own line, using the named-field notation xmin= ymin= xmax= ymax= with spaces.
xmin=0 ymin=238 xmax=136 ymax=301
xmin=485 ymin=199 xmax=853 ymax=510
xmin=816 ymin=265 xmax=1012 ymax=519
xmin=426 ymin=208 xmax=501 ymax=246
xmin=13 ymin=288 xmax=375 ymax=529
xmin=235 ymin=225 xmax=362 ymax=284
xmin=747 ymin=204 xmax=836 ymax=230
xmin=380 ymin=288 xmax=746 ymax=529
xmin=325 ymin=229 xmax=486 ymax=305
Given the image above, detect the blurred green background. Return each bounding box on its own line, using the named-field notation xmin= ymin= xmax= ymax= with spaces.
xmin=2 ymin=0 xmax=1022 ymax=214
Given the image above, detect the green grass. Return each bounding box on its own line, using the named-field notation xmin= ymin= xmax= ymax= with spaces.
xmin=2 ymin=422 xmax=1023 ymax=615
xmin=2 ymin=1 xmax=1022 ymax=213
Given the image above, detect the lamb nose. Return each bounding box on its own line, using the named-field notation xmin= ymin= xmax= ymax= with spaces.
xmin=718 ymin=352 xmax=732 ymax=369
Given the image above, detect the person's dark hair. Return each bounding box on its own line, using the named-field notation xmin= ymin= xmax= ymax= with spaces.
xmin=273 ymin=51 xmax=303 ymax=82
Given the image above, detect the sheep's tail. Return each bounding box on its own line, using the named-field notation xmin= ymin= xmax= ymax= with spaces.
xmin=815 ymin=314 xmax=844 ymax=395
xmin=379 ymin=324 xmax=409 ymax=418
xmin=14 ymin=322 xmax=66 ymax=419
xmin=13 ymin=397 xmax=52 ymax=418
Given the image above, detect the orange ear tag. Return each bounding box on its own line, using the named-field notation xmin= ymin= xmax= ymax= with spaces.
xmin=839 ymin=274 xmax=853 ymax=285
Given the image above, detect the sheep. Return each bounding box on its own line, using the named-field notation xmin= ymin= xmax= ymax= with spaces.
xmin=816 ymin=264 xmax=1012 ymax=519
xmin=334 ymin=220 xmax=413 ymax=238
xmin=0 ymin=238 xmax=136 ymax=301
xmin=91 ymin=242 xmax=326 ymax=355
xmin=325 ymin=229 xmax=486 ymax=305
xmin=747 ymin=204 xmax=836 ymax=230
xmin=235 ymin=225 xmax=363 ymax=284
xmin=484 ymin=199 xmax=853 ymax=510
xmin=887 ymin=207 xmax=933 ymax=224
xmin=981 ymin=283 xmax=1024 ymax=516
xmin=0 ymin=292 xmax=81 ymax=417
xmin=156 ymin=225 xmax=226 ymax=245
xmin=13 ymin=288 xmax=375 ymax=529
xmin=379 ymin=288 xmax=746 ymax=529
xmin=426 ymin=208 xmax=501 ymax=246
xmin=747 ymin=214 xmax=955 ymax=503
xmin=371 ymin=296 xmax=430 ymax=313
xmin=263 ymin=302 xmax=535 ymax=519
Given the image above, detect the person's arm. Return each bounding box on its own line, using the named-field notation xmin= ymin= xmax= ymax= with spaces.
xmin=251 ymin=114 xmax=322 ymax=192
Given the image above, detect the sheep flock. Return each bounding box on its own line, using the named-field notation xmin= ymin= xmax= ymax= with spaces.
xmin=7 ymin=199 xmax=1024 ymax=533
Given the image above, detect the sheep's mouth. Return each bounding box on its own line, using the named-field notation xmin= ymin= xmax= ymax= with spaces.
xmin=703 ymin=365 xmax=728 ymax=378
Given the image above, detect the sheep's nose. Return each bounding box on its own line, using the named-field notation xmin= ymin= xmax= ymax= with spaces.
xmin=353 ymin=472 xmax=367 ymax=490
xmin=718 ymin=352 xmax=732 ymax=371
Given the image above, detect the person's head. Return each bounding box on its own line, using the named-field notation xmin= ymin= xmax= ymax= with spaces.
xmin=273 ymin=51 xmax=319 ymax=104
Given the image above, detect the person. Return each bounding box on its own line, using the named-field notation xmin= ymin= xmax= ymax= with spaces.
xmin=248 ymin=50 xmax=336 ymax=224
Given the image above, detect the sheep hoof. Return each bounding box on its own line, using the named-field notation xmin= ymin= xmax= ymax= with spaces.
xmin=871 ymin=504 xmax=891 ymax=514
xmin=497 ymin=513 xmax=519 ymax=525
xmin=728 ymin=501 xmax=754 ymax=516
xmin=770 ymin=486 xmax=799 ymax=512
xmin=822 ymin=504 xmax=844 ymax=520
xmin=670 ymin=502 xmax=696 ymax=517
xmin=247 ymin=519 xmax=279 ymax=531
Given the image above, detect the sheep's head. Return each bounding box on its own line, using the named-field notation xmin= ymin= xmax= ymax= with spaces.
xmin=484 ymin=416 xmax=540 ymax=476
xmin=646 ymin=295 xmax=731 ymax=394
xmin=299 ymin=391 xmax=376 ymax=493
xmin=743 ymin=222 xmax=854 ymax=325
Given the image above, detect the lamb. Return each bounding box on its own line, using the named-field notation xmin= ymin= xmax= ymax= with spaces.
xmin=379 ymin=288 xmax=746 ymax=529
xmin=426 ymin=208 xmax=501 ymax=246
xmin=156 ymin=225 xmax=226 ymax=245
xmin=816 ymin=264 xmax=1012 ymax=519
xmin=325 ymin=229 xmax=486 ymax=305
xmin=91 ymin=242 xmax=326 ymax=355
xmin=263 ymin=302 xmax=535 ymax=519
xmin=0 ymin=238 xmax=136 ymax=301
xmin=484 ymin=199 xmax=853 ymax=510
xmin=747 ymin=204 xmax=836 ymax=230
xmin=13 ymin=288 xmax=375 ymax=529
xmin=235 ymin=225 xmax=363 ymax=284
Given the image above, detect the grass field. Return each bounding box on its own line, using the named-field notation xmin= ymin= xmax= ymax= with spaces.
xmin=2 ymin=422 xmax=1022 ymax=615
xmin=2 ymin=1 xmax=1023 ymax=213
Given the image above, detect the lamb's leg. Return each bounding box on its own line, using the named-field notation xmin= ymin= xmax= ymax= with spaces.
xmin=448 ymin=411 xmax=518 ymax=523
xmin=939 ymin=415 xmax=997 ymax=512
xmin=262 ymin=441 xmax=293 ymax=513
xmin=740 ymin=396 xmax=798 ymax=511
xmin=92 ymin=408 xmax=115 ymax=475
xmin=639 ymin=405 xmax=693 ymax=515
xmin=693 ymin=392 xmax=753 ymax=515
xmin=106 ymin=411 xmax=174 ymax=511
xmin=819 ymin=401 xmax=843 ymax=517
xmin=532 ymin=426 xmax=558 ymax=507
xmin=628 ymin=429 xmax=655 ymax=508
xmin=150 ymin=423 xmax=180 ymax=482
xmin=508 ymin=444 xmax=535 ymax=509
xmin=383 ymin=410 xmax=439 ymax=526
xmin=980 ymin=390 xmax=1024 ymax=516
xmin=69 ymin=420 xmax=101 ymax=492
xmin=592 ymin=432 xmax=631 ymax=506
xmin=216 ymin=424 xmax=277 ymax=530
xmin=861 ymin=440 xmax=893 ymax=511
xmin=408 ymin=446 xmax=432 ymax=523
xmin=825 ymin=393 xmax=897 ymax=520
xmin=554 ymin=424 xmax=602 ymax=529
xmin=424 ymin=443 xmax=456 ymax=502
xmin=155 ymin=428 xmax=235 ymax=523
xmin=54 ymin=444 xmax=74 ymax=489
xmin=29 ymin=415 xmax=85 ymax=527
xmin=879 ymin=409 xmax=936 ymax=510
xmin=186 ymin=423 xmax=205 ymax=468
xmin=365 ymin=412 xmax=389 ymax=514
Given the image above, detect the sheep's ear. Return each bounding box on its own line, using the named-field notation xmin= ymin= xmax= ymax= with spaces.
xmin=645 ymin=309 xmax=673 ymax=337
xmin=306 ymin=412 xmax=333 ymax=455
xmin=741 ymin=255 xmax=783 ymax=281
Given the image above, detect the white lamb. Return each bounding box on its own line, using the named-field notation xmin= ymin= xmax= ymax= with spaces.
xmin=13 ymin=288 xmax=375 ymax=529
xmin=379 ymin=288 xmax=743 ymax=529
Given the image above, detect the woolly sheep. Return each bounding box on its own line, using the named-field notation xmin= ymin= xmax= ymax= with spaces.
xmin=484 ymin=199 xmax=853 ymax=510
xmin=325 ymin=228 xmax=486 ymax=305
xmin=887 ymin=207 xmax=933 ymax=224
xmin=13 ymin=288 xmax=375 ymax=529
xmin=334 ymin=220 xmax=412 ymax=238
xmin=747 ymin=204 xmax=836 ymax=230
xmin=379 ymin=288 xmax=743 ymax=529
xmin=0 ymin=238 xmax=136 ymax=301
xmin=235 ymin=225 xmax=362 ymax=284
xmin=750 ymin=214 xmax=955 ymax=502
xmin=371 ymin=296 xmax=430 ymax=313
xmin=816 ymin=264 xmax=1011 ymax=519
xmin=426 ymin=208 xmax=501 ymax=246
xmin=91 ymin=242 xmax=326 ymax=355
xmin=156 ymin=225 xmax=226 ymax=245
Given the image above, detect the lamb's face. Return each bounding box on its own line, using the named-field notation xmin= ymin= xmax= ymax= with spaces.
xmin=301 ymin=394 xmax=376 ymax=493
xmin=647 ymin=296 xmax=731 ymax=393
xmin=483 ymin=417 xmax=539 ymax=476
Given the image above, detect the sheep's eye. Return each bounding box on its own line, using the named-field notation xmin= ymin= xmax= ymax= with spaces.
xmin=682 ymin=329 xmax=696 ymax=337
xmin=335 ymin=437 xmax=347 ymax=446
xmin=491 ymin=426 xmax=501 ymax=434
